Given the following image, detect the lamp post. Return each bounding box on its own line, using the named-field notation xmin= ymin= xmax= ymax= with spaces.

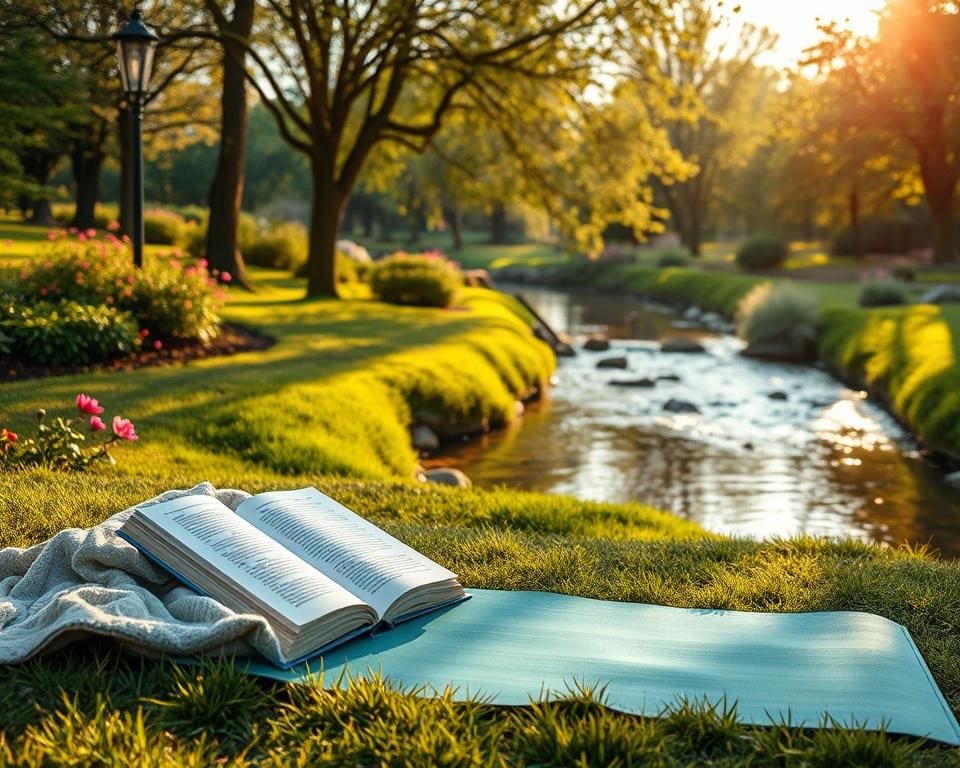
xmin=113 ymin=8 xmax=157 ymax=268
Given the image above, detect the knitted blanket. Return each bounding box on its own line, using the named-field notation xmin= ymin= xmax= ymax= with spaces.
xmin=0 ymin=483 xmax=284 ymax=665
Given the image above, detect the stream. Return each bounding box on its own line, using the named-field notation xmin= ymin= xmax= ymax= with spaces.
xmin=438 ymin=285 xmax=960 ymax=556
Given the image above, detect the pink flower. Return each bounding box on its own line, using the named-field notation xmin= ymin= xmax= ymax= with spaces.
xmin=69 ymin=227 xmax=78 ymax=234
xmin=139 ymin=328 xmax=150 ymax=338
xmin=221 ymin=271 xmax=232 ymax=283
xmin=39 ymin=287 xmax=48 ymax=296
xmin=112 ymin=416 xmax=138 ymax=442
xmin=107 ymin=220 xmax=121 ymax=232
xmin=76 ymin=393 xmax=105 ymax=415
xmin=47 ymin=231 xmax=57 ymax=240
xmin=152 ymin=340 xmax=163 ymax=350
xmin=90 ymin=416 xmax=106 ymax=432
xmin=85 ymin=228 xmax=96 ymax=238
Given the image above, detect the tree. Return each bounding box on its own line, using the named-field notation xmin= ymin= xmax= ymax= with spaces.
xmin=202 ymin=0 xmax=254 ymax=287
xmin=639 ymin=0 xmax=776 ymax=254
xmin=811 ymin=0 xmax=960 ymax=263
xmin=0 ymin=25 xmax=79 ymax=221
xmin=228 ymin=0 xmax=645 ymax=297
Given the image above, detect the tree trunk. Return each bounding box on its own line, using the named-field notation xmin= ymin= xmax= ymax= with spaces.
xmin=30 ymin=199 xmax=54 ymax=227
xmin=71 ymin=142 xmax=104 ymax=231
xmin=686 ymin=221 xmax=702 ymax=257
xmin=931 ymin=200 xmax=956 ymax=264
xmin=849 ymin=186 xmax=862 ymax=259
xmin=490 ymin=201 xmax=508 ymax=244
xmin=205 ymin=0 xmax=255 ymax=287
xmin=118 ymin=107 xmax=135 ymax=237
xmin=306 ymin=168 xmax=344 ymax=297
xmin=444 ymin=204 xmax=463 ymax=251
xmin=360 ymin=199 xmax=375 ymax=237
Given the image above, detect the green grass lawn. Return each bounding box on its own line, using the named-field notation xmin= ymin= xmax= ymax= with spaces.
xmin=5 ymin=219 xmax=960 ymax=764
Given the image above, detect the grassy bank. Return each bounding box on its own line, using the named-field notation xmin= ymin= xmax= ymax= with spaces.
xmin=820 ymin=304 xmax=960 ymax=460
xmin=0 ymin=273 xmax=555 ymax=481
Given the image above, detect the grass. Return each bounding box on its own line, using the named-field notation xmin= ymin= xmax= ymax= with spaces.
xmin=4 ymin=473 xmax=960 ymax=764
xmin=820 ymin=304 xmax=960 ymax=459
xmin=4 ymin=219 xmax=960 ymax=763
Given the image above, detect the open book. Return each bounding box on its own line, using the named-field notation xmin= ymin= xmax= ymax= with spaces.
xmin=117 ymin=487 xmax=467 ymax=668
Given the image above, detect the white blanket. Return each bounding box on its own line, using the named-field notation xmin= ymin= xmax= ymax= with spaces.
xmin=0 ymin=483 xmax=284 ymax=664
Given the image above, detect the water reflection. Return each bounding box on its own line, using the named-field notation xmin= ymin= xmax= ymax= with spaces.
xmin=439 ymin=286 xmax=960 ymax=556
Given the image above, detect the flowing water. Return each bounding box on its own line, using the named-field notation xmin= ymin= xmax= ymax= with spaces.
xmin=438 ymin=285 xmax=960 ymax=556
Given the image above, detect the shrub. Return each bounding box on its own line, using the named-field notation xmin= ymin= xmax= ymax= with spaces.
xmin=0 ymin=300 xmax=140 ymax=365
xmin=735 ymin=282 xmax=819 ymax=360
xmin=736 ymin=234 xmax=788 ymax=271
xmin=244 ymin=222 xmax=308 ymax=271
xmin=143 ymin=208 xmax=187 ymax=245
xmin=657 ymin=248 xmax=691 ymax=268
xmin=12 ymin=235 xmax=225 ymax=343
xmin=370 ymin=252 xmax=462 ymax=308
xmin=859 ymin=281 xmax=909 ymax=308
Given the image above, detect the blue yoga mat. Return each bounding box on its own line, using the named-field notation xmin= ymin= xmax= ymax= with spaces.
xmin=244 ymin=589 xmax=960 ymax=744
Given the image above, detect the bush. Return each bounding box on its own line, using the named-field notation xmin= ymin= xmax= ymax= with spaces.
xmin=0 ymin=300 xmax=140 ymax=365
xmin=859 ymin=281 xmax=910 ymax=308
xmin=371 ymin=252 xmax=462 ymax=308
xmin=736 ymin=234 xmax=788 ymax=271
xmin=830 ymin=216 xmax=922 ymax=256
xmin=244 ymin=222 xmax=308 ymax=271
xmin=735 ymin=282 xmax=819 ymax=360
xmin=657 ymin=248 xmax=691 ymax=268
xmin=12 ymin=235 xmax=224 ymax=343
xmin=143 ymin=208 xmax=187 ymax=245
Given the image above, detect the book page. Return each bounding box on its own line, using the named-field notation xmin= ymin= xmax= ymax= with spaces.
xmin=135 ymin=495 xmax=366 ymax=626
xmin=235 ymin=488 xmax=457 ymax=617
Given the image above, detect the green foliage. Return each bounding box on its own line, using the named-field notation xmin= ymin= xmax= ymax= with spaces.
xmin=0 ymin=300 xmax=140 ymax=365
xmin=143 ymin=208 xmax=187 ymax=246
xmin=371 ymin=252 xmax=463 ymax=308
xmin=8 ymin=236 xmax=224 ymax=343
xmin=244 ymin=222 xmax=308 ymax=272
xmin=735 ymin=233 xmax=789 ymax=271
xmin=736 ymin=283 xmax=820 ymax=359
xmin=859 ymin=281 xmax=910 ymax=308
xmin=656 ymin=248 xmax=691 ymax=267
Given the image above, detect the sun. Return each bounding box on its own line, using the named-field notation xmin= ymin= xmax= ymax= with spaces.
xmin=721 ymin=0 xmax=886 ymax=67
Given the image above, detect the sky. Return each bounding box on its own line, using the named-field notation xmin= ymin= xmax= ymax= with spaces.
xmin=721 ymin=0 xmax=886 ymax=68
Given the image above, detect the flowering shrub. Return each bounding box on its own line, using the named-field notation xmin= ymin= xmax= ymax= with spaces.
xmin=9 ymin=233 xmax=225 ymax=345
xmin=0 ymin=300 xmax=140 ymax=365
xmin=370 ymin=251 xmax=462 ymax=308
xmin=0 ymin=393 xmax=139 ymax=470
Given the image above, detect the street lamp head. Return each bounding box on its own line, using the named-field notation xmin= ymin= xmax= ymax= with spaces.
xmin=113 ymin=8 xmax=158 ymax=101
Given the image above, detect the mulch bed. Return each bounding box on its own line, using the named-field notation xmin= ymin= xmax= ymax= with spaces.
xmin=0 ymin=323 xmax=274 ymax=383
